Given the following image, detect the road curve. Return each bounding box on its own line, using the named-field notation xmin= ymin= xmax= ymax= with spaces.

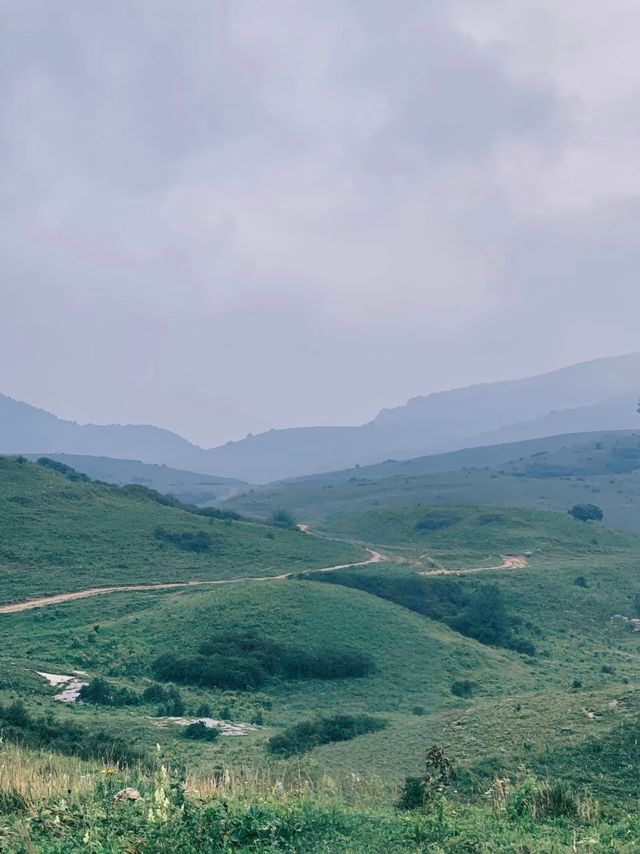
xmin=420 ymin=555 xmax=528 ymax=577
xmin=0 ymin=549 xmax=385 ymax=615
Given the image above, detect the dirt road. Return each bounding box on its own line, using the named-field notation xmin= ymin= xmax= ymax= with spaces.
xmin=420 ymin=555 xmax=528 ymax=577
xmin=0 ymin=548 xmax=385 ymax=615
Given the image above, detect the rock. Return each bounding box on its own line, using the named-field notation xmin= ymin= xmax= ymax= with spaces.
xmin=114 ymin=788 xmax=142 ymax=803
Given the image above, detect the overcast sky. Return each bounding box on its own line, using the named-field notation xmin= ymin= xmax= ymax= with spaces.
xmin=2 ymin=1 xmax=640 ymax=446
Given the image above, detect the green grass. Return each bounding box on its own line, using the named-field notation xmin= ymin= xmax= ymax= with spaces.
xmin=3 ymin=743 xmax=635 ymax=853
xmin=0 ymin=457 xmax=363 ymax=604
xmin=225 ymin=432 xmax=640 ymax=537
xmin=26 ymin=452 xmax=246 ymax=504
xmin=319 ymin=503 xmax=637 ymax=564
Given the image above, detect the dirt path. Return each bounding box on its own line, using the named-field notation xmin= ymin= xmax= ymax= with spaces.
xmin=420 ymin=555 xmax=528 ymax=577
xmin=0 ymin=548 xmax=385 ymax=615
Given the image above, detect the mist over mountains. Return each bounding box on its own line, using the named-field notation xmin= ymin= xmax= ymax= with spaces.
xmin=2 ymin=352 xmax=640 ymax=483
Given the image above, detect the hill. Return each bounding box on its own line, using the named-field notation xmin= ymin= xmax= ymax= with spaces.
xmin=4 ymin=351 xmax=640 ymax=482
xmin=0 ymin=457 xmax=363 ymax=605
xmin=5 ymin=472 xmax=640 ymax=849
xmin=184 ymin=351 xmax=640 ymax=481
xmin=24 ymin=453 xmax=246 ymax=505
xmin=226 ymin=431 xmax=640 ymax=537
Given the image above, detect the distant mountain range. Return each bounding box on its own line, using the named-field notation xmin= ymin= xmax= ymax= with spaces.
xmin=3 ymin=351 xmax=640 ymax=482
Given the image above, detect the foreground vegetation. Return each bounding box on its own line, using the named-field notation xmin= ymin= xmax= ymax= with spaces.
xmin=3 ymin=743 xmax=640 ymax=852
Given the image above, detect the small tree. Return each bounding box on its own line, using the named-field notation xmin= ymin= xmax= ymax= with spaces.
xmin=270 ymin=508 xmax=297 ymax=529
xmin=568 ymin=503 xmax=603 ymax=523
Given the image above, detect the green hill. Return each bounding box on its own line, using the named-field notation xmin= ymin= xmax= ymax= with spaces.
xmin=226 ymin=432 xmax=640 ymax=538
xmin=320 ymin=504 xmax=637 ymax=562
xmin=25 ymin=453 xmax=246 ymax=505
xmin=0 ymin=457 xmax=363 ymax=604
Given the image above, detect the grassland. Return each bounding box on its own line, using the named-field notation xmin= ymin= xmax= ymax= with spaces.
xmin=25 ymin=452 xmax=246 ymax=504
xmin=5 ymin=455 xmax=640 ymax=849
xmin=226 ymin=431 xmax=640 ymax=537
xmin=0 ymin=457 xmax=363 ymax=604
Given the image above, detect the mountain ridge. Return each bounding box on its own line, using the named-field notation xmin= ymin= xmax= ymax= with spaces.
xmin=3 ymin=351 xmax=640 ymax=482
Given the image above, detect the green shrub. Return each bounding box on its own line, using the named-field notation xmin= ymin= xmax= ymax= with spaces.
xmin=154 ymin=527 xmax=212 ymax=552
xmin=79 ymin=678 xmax=140 ymax=707
xmin=270 ymin=508 xmax=297 ymax=529
xmin=451 ymin=680 xmax=475 ymax=698
xmin=182 ymin=722 xmax=219 ymax=742
xmin=267 ymin=714 xmax=387 ymax=757
xmin=153 ymin=631 xmax=374 ymax=691
xmin=415 ymin=511 xmax=461 ymax=532
xmin=507 ymin=779 xmax=580 ymax=820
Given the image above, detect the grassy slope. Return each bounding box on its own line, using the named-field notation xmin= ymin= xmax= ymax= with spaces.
xmin=0 ymin=457 xmax=363 ymax=604
xmin=26 ymin=452 xmax=246 ymax=504
xmin=226 ymin=432 xmax=640 ymax=537
xmin=319 ymin=504 xmax=638 ymax=563
xmin=1 ymin=577 xmax=520 ymax=779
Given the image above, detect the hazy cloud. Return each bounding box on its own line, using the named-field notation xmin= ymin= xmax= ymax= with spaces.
xmin=1 ymin=1 xmax=639 ymax=445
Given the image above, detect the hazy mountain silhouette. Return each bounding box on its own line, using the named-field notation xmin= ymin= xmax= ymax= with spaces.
xmin=2 ymin=352 xmax=640 ymax=482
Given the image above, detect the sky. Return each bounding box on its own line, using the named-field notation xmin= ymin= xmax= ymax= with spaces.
xmin=2 ymin=0 xmax=640 ymax=447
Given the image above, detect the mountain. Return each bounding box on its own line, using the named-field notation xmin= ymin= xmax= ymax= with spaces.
xmin=3 ymin=352 xmax=640 ymax=482
xmin=188 ymin=352 xmax=640 ymax=481
xmin=0 ymin=393 xmax=199 ymax=462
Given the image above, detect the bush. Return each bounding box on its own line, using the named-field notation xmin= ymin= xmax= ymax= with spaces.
xmin=182 ymin=722 xmax=219 ymax=742
xmin=36 ymin=458 xmax=90 ymax=482
xmin=267 ymin=714 xmax=387 ymax=756
xmin=574 ymin=576 xmax=589 ymax=588
xmin=270 ymin=508 xmax=297 ymax=529
xmin=507 ymin=779 xmax=580 ymax=819
xmin=451 ymin=680 xmax=475 ymax=698
xmin=415 ymin=512 xmax=461 ymax=532
xmin=152 ymin=632 xmax=374 ymax=691
xmin=79 ymin=678 xmax=140 ymax=707
xmin=154 ymin=527 xmax=212 ymax=552
xmin=0 ymin=701 xmax=141 ymax=764
xmin=568 ymin=504 xmax=604 ymax=522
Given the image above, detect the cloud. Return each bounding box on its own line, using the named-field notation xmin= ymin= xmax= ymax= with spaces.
xmin=0 ymin=1 xmax=637 ymax=445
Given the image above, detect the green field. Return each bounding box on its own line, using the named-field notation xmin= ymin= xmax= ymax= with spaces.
xmin=226 ymin=431 xmax=640 ymax=538
xmin=5 ymin=454 xmax=640 ymax=849
xmin=0 ymin=457 xmax=363 ymax=604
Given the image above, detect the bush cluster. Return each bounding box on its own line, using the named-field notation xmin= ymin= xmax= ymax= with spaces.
xmin=267 ymin=713 xmax=387 ymax=756
xmin=153 ymin=631 xmax=374 ymax=691
xmin=154 ymin=527 xmax=213 ymax=552
xmin=0 ymin=701 xmax=141 ymax=763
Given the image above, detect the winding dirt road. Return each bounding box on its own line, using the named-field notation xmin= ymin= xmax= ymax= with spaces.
xmin=420 ymin=555 xmax=528 ymax=577
xmin=0 ymin=548 xmax=385 ymax=616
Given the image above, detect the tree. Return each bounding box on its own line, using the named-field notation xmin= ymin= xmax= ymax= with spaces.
xmin=568 ymin=503 xmax=603 ymax=523
xmin=270 ymin=508 xmax=297 ymax=529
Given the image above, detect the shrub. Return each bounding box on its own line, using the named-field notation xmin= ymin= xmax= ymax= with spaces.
xmin=267 ymin=714 xmax=387 ymax=757
xmin=574 ymin=576 xmax=589 ymax=588
xmin=507 ymin=779 xmax=580 ymax=820
xmin=0 ymin=701 xmax=141 ymax=764
xmin=568 ymin=504 xmax=604 ymax=523
xmin=270 ymin=508 xmax=297 ymax=529
xmin=79 ymin=678 xmax=140 ymax=707
xmin=415 ymin=512 xmax=461 ymax=532
xmin=397 ymin=745 xmax=455 ymax=810
xmin=451 ymin=680 xmax=475 ymax=698
xmin=182 ymin=722 xmax=219 ymax=742
xmin=36 ymin=458 xmax=90 ymax=482
xmin=153 ymin=632 xmax=374 ymax=691
xmin=154 ymin=527 xmax=212 ymax=552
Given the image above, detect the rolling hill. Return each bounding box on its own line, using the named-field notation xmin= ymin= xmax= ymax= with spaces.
xmin=226 ymin=430 xmax=640 ymax=537
xmin=0 ymin=456 xmax=363 ymax=605
xmin=24 ymin=453 xmax=246 ymax=505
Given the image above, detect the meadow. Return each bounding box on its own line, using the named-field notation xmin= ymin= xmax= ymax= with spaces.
xmin=4 ymin=455 xmax=640 ymax=849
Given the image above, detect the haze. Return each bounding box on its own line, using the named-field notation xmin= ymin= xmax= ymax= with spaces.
xmin=2 ymin=1 xmax=640 ymax=446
